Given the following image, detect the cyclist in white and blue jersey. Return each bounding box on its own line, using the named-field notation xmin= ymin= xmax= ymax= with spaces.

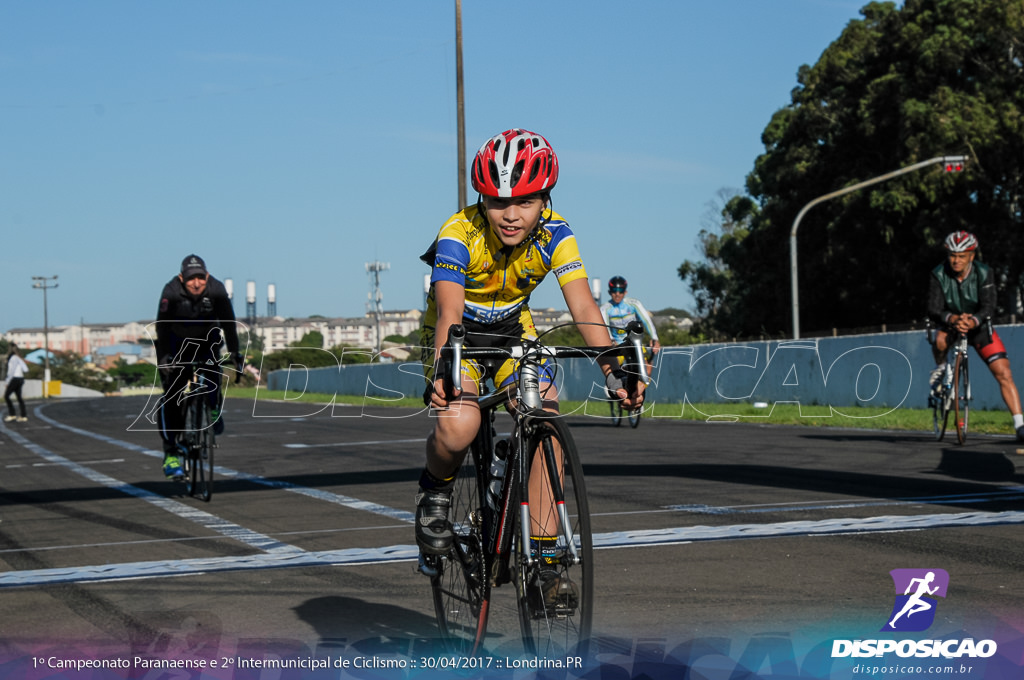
xmin=600 ymin=276 xmax=660 ymax=362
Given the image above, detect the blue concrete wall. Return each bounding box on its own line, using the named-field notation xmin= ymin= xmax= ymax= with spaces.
xmin=266 ymin=324 xmax=1024 ymax=412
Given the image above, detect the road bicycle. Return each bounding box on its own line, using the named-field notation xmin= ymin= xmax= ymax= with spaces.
xmin=929 ymin=327 xmax=972 ymax=445
xmin=609 ymin=399 xmax=641 ymax=428
xmin=174 ymin=359 xmax=240 ymax=501
xmin=176 ymin=363 xmax=220 ymax=501
xmin=419 ymin=321 xmax=648 ymax=657
xmin=609 ymin=346 xmax=654 ymax=428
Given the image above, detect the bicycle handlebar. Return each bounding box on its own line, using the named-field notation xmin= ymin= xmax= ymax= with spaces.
xmin=439 ymin=321 xmax=649 ymax=405
xmin=163 ymin=355 xmax=245 ymax=384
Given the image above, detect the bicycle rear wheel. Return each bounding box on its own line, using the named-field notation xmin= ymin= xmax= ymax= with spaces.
xmin=188 ymin=400 xmax=215 ymax=501
xmin=514 ymin=418 xmax=593 ymax=658
xmin=429 ymin=446 xmax=491 ymax=654
xmin=953 ymin=352 xmax=969 ymax=445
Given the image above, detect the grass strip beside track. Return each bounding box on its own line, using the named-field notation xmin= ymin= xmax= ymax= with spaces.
xmin=233 ymin=388 xmax=1019 ymax=437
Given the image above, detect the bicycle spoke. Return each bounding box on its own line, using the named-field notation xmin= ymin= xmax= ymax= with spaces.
xmin=429 ymin=450 xmax=490 ymax=654
xmin=954 ymin=352 xmax=969 ymax=444
xmin=515 ymin=419 xmax=592 ymax=658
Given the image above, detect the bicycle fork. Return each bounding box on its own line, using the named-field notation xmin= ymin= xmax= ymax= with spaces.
xmin=512 ymin=424 xmax=580 ymax=571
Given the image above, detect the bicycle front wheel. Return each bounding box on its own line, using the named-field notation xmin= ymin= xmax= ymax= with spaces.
xmin=188 ymin=401 xmax=215 ymax=502
xmin=429 ymin=447 xmax=491 ymax=655
xmin=628 ymin=407 xmax=641 ymax=429
xmin=609 ymin=401 xmax=622 ymax=427
xmin=514 ymin=418 xmax=593 ymax=658
xmin=953 ymin=353 xmax=969 ymax=445
xmin=932 ymin=390 xmax=949 ymax=441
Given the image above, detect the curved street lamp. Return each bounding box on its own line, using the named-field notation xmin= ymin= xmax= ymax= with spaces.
xmin=790 ymin=155 xmax=966 ymax=338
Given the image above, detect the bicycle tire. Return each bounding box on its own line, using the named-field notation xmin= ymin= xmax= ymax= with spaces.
xmin=188 ymin=399 xmax=214 ymax=501
xmin=628 ymin=407 xmax=641 ymax=429
xmin=429 ymin=445 xmax=491 ymax=654
xmin=514 ymin=417 xmax=593 ymax=658
xmin=609 ymin=401 xmax=622 ymax=427
xmin=932 ymin=390 xmax=950 ymax=441
xmin=953 ymin=352 xmax=969 ymax=445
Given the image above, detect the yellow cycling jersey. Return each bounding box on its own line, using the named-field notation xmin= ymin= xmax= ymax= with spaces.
xmin=426 ymin=204 xmax=588 ymax=324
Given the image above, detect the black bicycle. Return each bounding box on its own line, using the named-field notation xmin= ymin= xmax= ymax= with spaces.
xmin=609 ymin=347 xmax=653 ymax=428
xmin=419 ymin=322 xmax=647 ymax=657
xmin=609 ymin=391 xmax=642 ymax=428
xmin=177 ymin=364 xmax=221 ymax=501
xmin=930 ymin=329 xmax=971 ymax=444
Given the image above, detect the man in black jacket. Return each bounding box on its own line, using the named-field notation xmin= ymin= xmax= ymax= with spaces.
xmin=152 ymin=254 xmax=242 ymax=479
xmin=927 ymin=231 xmax=1024 ymax=441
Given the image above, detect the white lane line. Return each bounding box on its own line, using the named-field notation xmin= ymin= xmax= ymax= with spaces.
xmin=594 ymin=510 xmax=1024 ymax=548
xmin=284 ymin=437 xmax=425 ymax=449
xmin=2 ymin=509 xmax=1023 ymax=588
xmin=31 ymin=407 xmax=415 ymax=523
xmin=666 ymin=490 xmax=1024 ymax=515
xmin=0 ymin=421 xmax=303 ymax=556
xmin=6 ymin=458 xmax=126 ymax=469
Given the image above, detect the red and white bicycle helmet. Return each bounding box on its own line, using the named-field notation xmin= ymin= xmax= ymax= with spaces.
xmin=943 ymin=230 xmax=978 ymax=252
xmin=471 ymin=129 xmax=559 ymax=198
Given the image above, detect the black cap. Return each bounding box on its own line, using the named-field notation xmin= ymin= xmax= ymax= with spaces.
xmin=180 ymin=254 xmax=207 ymax=279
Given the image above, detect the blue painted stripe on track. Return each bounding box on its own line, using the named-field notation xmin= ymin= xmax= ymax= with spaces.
xmin=0 ymin=419 xmax=302 ymax=555
xmin=2 ymin=510 xmax=1023 ymax=588
xmin=31 ymin=406 xmax=415 ymax=523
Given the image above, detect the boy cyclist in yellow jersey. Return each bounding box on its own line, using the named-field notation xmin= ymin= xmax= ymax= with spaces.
xmin=416 ymin=128 xmax=644 ymax=608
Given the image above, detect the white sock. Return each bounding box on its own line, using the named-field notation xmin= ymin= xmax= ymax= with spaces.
xmin=1013 ymin=414 xmax=1023 ymax=429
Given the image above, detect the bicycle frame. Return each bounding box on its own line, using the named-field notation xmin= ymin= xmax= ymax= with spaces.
xmin=930 ymin=327 xmax=972 ymax=444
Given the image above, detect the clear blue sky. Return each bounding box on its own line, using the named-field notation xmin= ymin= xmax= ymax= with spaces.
xmin=1 ymin=0 xmax=870 ymax=332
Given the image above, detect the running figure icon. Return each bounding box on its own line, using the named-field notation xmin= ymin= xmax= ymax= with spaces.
xmin=888 ymin=572 xmax=939 ymax=628
xmin=883 ymin=568 xmax=949 ymax=632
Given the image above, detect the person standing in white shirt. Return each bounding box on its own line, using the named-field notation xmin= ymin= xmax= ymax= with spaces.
xmin=4 ymin=344 xmax=30 ymax=423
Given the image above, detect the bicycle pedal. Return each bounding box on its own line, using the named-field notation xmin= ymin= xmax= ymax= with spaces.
xmin=417 ymin=553 xmax=439 ymax=578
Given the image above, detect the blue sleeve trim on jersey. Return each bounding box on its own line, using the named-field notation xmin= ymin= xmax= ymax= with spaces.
xmin=432 ymin=236 xmax=470 ymax=284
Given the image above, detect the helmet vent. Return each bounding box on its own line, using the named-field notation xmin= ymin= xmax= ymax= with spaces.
xmin=510 ymin=160 xmax=525 ymax=187
xmin=529 ymin=159 xmax=541 ymax=183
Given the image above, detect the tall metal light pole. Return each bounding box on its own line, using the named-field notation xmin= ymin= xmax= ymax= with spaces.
xmin=455 ymin=0 xmax=467 ymax=210
xmin=32 ymin=275 xmax=58 ymax=398
xmin=366 ymin=261 xmax=390 ymax=355
xmin=790 ymin=155 xmax=966 ymax=339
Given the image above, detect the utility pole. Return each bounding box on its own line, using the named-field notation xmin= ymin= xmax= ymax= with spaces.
xmin=455 ymin=0 xmax=467 ymax=210
xmin=31 ymin=275 xmax=58 ymax=398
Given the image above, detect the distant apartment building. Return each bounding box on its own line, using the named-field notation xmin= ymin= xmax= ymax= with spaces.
xmin=3 ymin=321 xmax=151 ymax=356
xmin=250 ymin=310 xmax=422 ymax=353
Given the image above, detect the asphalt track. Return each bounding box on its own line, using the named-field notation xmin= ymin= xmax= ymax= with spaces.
xmin=1 ymin=394 xmax=1023 ymax=672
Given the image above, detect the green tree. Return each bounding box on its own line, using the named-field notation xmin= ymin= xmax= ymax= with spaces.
xmin=678 ymin=188 xmax=755 ymax=338
xmin=685 ymin=0 xmax=1024 ymax=337
xmin=107 ymin=358 xmax=158 ymax=387
xmin=49 ymin=351 xmax=112 ymax=392
xmin=292 ymin=331 xmax=324 ymax=348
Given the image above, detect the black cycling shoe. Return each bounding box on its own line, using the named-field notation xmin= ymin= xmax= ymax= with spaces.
xmin=529 ymin=569 xmax=579 ymax=617
xmin=415 ymin=488 xmax=453 ymax=555
xmin=1016 ymin=425 xmax=1024 ymax=443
